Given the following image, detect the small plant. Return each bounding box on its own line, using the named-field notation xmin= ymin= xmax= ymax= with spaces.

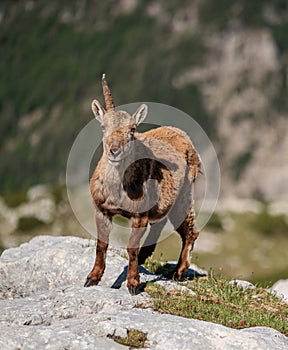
xmin=17 ymin=216 xmax=46 ymax=232
xmin=251 ymin=207 xmax=288 ymax=237
xmin=145 ymin=276 xmax=288 ymax=336
xmin=50 ymin=185 xmax=65 ymax=205
xmin=205 ymin=212 xmax=224 ymax=232
xmin=2 ymin=190 xmax=27 ymax=208
xmin=108 ymin=329 xmax=147 ymax=348
xmin=142 ymin=257 xmax=163 ymax=274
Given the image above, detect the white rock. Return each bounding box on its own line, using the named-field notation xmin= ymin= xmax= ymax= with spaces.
xmin=0 ymin=236 xmax=287 ymax=350
xmin=229 ymin=279 xmax=256 ymax=290
xmin=27 ymin=184 xmax=51 ymax=201
xmin=271 ymin=279 xmax=288 ymax=303
xmin=155 ymin=280 xmax=196 ymax=296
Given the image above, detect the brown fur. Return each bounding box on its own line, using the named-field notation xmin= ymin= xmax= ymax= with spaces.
xmin=85 ymin=76 xmax=201 ymax=294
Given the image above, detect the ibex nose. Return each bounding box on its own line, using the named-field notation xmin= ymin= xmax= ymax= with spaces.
xmin=110 ymin=146 xmax=121 ymax=157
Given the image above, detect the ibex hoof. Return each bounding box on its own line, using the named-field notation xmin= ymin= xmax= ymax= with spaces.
xmin=84 ymin=278 xmax=100 ymax=288
xmin=127 ymin=285 xmax=139 ymax=296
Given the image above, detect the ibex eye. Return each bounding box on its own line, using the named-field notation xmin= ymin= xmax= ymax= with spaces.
xmin=130 ymin=127 xmax=136 ymax=133
xmin=101 ymin=126 xmax=106 ymax=132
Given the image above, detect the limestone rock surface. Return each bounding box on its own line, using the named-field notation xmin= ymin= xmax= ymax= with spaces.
xmin=0 ymin=236 xmax=287 ymax=350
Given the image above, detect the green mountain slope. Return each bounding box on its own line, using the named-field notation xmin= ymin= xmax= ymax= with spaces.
xmin=0 ymin=0 xmax=288 ymax=200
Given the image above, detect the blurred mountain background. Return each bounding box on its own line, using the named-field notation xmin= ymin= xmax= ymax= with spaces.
xmin=0 ymin=0 xmax=287 ymax=284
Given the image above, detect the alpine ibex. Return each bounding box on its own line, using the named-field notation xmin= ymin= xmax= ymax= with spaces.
xmin=85 ymin=74 xmax=201 ymax=294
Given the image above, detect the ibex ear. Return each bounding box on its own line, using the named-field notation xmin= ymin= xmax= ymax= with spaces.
xmin=132 ymin=104 xmax=148 ymax=126
xmin=91 ymin=99 xmax=105 ymax=123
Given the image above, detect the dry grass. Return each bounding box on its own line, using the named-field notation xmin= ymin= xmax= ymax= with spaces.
xmin=108 ymin=329 xmax=147 ymax=348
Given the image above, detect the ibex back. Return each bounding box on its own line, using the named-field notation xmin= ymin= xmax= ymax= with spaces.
xmin=85 ymin=74 xmax=201 ymax=295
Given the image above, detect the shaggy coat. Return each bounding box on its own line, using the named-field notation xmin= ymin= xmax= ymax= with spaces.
xmin=85 ymin=75 xmax=201 ymax=295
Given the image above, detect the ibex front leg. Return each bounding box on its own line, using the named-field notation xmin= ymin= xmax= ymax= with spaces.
xmin=84 ymin=209 xmax=112 ymax=287
xmin=126 ymin=216 xmax=148 ymax=295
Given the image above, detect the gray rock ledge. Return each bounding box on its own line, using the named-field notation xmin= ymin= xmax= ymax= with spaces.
xmin=0 ymin=236 xmax=287 ymax=350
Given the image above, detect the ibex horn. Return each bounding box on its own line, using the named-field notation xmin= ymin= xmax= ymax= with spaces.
xmin=101 ymin=73 xmax=115 ymax=111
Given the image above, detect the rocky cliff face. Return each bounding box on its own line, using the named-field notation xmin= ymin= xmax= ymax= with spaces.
xmin=0 ymin=236 xmax=287 ymax=349
xmin=175 ymin=27 xmax=288 ymax=201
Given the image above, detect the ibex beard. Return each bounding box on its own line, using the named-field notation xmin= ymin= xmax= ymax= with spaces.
xmin=85 ymin=74 xmax=201 ymax=295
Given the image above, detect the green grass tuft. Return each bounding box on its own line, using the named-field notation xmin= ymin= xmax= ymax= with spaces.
xmin=145 ymin=276 xmax=288 ymax=336
xmin=17 ymin=216 xmax=47 ymax=232
xmin=2 ymin=190 xmax=27 ymax=208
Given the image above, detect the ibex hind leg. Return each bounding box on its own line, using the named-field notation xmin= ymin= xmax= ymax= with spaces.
xmin=169 ymin=206 xmax=199 ymax=280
